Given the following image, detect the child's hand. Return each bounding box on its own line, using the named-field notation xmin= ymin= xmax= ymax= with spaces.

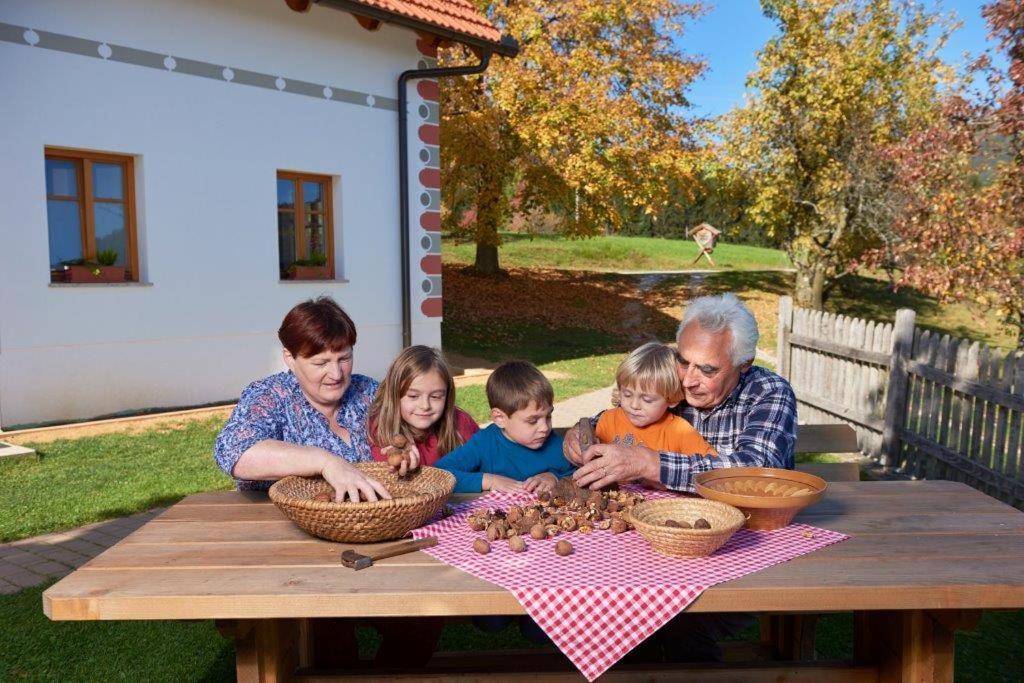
xmin=380 ymin=444 xmax=421 ymax=476
xmin=482 ymin=474 xmax=524 ymax=493
xmin=523 ymin=472 xmax=557 ymax=495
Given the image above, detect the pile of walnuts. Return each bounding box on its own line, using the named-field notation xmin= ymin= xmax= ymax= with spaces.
xmin=468 ymin=479 xmax=644 ymax=556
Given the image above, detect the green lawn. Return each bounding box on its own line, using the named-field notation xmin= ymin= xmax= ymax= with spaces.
xmin=443 ymin=232 xmax=793 ymax=272
xmin=1 ymin=418 xmax=231 ymax=542
xmin=4 ymin=582 xmax=1019 ymax=681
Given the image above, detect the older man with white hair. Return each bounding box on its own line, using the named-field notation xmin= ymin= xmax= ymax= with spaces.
xmin=567 ymin=292 xmax=797 ymax=491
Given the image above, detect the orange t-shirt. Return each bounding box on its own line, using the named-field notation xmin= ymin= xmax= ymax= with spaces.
xmin=595 ymin=408 xmax=716 ymax=456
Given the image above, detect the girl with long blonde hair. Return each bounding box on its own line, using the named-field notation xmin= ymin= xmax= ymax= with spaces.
xmin=369 ymin=345 xmax=479 ymax=468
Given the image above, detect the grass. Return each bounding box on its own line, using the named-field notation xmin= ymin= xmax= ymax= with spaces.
xmin=4 ymin=582 xmax=1019 ymax=681
xmin=0 ymin=418 xmax=231 ymax=542
xmin=443 ymin=232 xmax=793 ymax=272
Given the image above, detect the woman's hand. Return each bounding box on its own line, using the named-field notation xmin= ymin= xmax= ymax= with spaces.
xmin=482 ymin=474 xmax=525 ymax=493
xmin=322 ymin=456 xmax=392 ymax=502
xmin=523 ymin=472 xmax=557 ymax=495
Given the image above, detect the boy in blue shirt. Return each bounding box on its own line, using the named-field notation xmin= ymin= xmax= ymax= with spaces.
xmin=435 ymin=360 xmax=574 ymax=494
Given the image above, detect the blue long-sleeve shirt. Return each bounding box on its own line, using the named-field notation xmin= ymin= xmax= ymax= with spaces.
xmin=434 ymin=424 xmax=574 ymax=493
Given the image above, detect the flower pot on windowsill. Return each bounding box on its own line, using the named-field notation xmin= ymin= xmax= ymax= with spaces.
xmin=64 ymin=264 xmax=127 ymax=283
xmin=285 ymin=265 xmax=331 ymax=280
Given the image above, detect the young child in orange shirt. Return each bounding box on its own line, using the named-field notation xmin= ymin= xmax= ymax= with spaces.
xmin=597 ymin=342 xmax=717 ymax=456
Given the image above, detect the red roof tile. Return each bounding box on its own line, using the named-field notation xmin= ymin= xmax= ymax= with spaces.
xmin=346 ymin=0 xmax=503 ymax=47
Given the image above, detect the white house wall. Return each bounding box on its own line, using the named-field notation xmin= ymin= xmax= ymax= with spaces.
xmin=0 ymin=0 xmax=443 ymax=427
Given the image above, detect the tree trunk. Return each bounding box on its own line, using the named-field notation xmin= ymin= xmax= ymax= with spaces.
xmin=471 ymin=161 xmax=504 ymax=276
xmin=793 ymin=264 xmax=827 ymax=309
xmin=474 ymin=241 xmax=499 ymax=275
xmin=1014 ymin=310 xmax=1024 ymax=353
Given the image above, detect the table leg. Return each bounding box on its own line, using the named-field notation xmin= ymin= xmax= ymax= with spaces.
xmin=854 ymin=610 xmax=980 ymax=682
xmin=217 ymin=618 xmax=300 ymax=682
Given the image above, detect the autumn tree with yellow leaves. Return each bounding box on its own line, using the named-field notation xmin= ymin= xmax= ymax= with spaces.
xmin=439 ymin=0 xmax=706 ymax=275
xmin=720 ymin=0 xmax=953 ymax=309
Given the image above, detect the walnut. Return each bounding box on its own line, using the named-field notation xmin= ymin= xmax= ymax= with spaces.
xmin=559 ymin=516 xmax=578 ymax=531
xmin=529 ymin=523 xmax=547 ymax=540
xmin=387 ymin=452 xmax=406 ymax=469
xmin=486 ymin=524 xmax=503 ymax=541
xmin=391 ymin=434 xmax=409 ymax=449
xmin=595 ymin=519 xmax=611 ymax=530
xmin=506 ymin=506 xmax=523 ymax=524
xmin=693 ymin=518 xmax=711 ymax=529
xmin=467 ymin=517 xmax=487 ymax=532
xmin=578 ymin=524 xmax=594 ymax=534
xmin=610 ymin=519 xmax=630 ymax=534
xmin=473 ymin=539 xmax=491 ymax=554
xmin=555 ymin=540 xmax=574 ymax=556
xmin=508 ymin=535 xmax=527 ymax=553
xmin=544 ymin=524 xmax=561 ymax=538
xmin=606 ymin=500 xmax=621 ymax=513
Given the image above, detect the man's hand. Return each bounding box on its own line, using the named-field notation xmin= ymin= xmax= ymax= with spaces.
xmin=562 ymin=424 xmax=584 ymax=465
xmin=523 ymin=472 xmax=557 ymax=495
xmin=482 ymin=474 xmax=525 ymax=493
xmin=572 ymin=443 xmax=661 ymax=489
xmin=322 ymin=455 xmax=392 ymax=502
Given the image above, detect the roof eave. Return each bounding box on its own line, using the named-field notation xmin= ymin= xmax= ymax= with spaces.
xmin=315 ymin=0 xmax=519 ymax=57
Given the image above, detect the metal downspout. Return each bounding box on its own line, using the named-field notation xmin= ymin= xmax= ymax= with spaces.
xmin=398 ymin=52 xmax=491 ymax=348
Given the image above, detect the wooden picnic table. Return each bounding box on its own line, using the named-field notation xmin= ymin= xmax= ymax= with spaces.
xmin=44 ymin=480 xmax=1024 ymax=682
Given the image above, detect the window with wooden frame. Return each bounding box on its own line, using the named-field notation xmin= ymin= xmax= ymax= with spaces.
xmin=44 ymin=148 xmax=138 ymax=283
xmin=277 ymin=171 xmax=335 ymax=280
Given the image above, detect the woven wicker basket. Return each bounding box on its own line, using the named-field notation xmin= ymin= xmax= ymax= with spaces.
xmin=694 ymin=467 xmax=827 ymax=530
xmin=626 ymin=498 xmax=746 ymax=558
xmin=268 ymin=463 xmax=455 ymax=542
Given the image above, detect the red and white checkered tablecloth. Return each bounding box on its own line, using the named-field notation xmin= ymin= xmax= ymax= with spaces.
xmin=413 ymin=488 xmax=848 ymax=681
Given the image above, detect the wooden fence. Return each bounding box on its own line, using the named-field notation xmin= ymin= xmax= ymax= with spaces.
xmin=777 ymin=297 xmax=1024 ymax=508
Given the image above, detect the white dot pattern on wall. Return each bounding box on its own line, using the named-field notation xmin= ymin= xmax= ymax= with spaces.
xmin=97 ymin=43 xmax=112 ymax=59
xmin=323 ymin=86 xmax=333 ymax=99
xmin=275 ymin=77 xmax=286 ymax=90
xmin=366 ymin=94 xmax=376 ymax=107
xmin=22 ymin=29 xmax=39 ymax=45
xmin=222 ymin=67 xmax=234 ymax=81
xmin=163 ymin=56 xmax=176 ymax=70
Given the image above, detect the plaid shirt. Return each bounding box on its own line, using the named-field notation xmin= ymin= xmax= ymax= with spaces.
xmin=660 ymin=365 xmax=797 ymax=493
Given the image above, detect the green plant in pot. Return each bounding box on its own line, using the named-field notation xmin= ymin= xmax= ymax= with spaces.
xmin=286 ymin=253 xmax=330 ymax=280
xmin=62 ymin=249 xmax=126 ymax=283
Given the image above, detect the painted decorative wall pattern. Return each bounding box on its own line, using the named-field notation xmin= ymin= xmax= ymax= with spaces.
xmin=415 ymin=39 xmax=442 ymax=319
xmin=0 ymin=21 xmax=397 ymax=111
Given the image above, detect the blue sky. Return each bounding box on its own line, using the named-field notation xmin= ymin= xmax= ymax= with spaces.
xmin=678 ymin=0 xmax=1006 ymax=119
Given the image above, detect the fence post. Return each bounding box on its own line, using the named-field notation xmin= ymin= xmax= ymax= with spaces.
xmin=778 ymin=296 xmax=793 ymax=380
xmin=881 ymin=308 xmax=916 ymax=468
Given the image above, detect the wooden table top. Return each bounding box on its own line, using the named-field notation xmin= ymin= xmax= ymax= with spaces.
xmin=43 ymin=480 xmax=1024 ymax=621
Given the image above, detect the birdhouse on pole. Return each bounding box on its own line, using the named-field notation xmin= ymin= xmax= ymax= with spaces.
xmin=687 ymin=222 xmax=721 ymax=266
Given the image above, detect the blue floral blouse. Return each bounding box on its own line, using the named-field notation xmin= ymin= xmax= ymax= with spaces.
xmin=213 ymin=371 xmax=379 ymax=490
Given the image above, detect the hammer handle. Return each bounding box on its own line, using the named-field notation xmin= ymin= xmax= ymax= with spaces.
xmin=368 ymin=536 xmax=437 ymax=561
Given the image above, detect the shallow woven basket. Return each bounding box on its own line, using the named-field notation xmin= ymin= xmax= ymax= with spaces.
xmin=694 ymin=467 xmax=827 ymax=531
xmin=626 ymin=498 xmax=746 ymax=558
xmin=268 ymin=463 xmax=455 ymax=543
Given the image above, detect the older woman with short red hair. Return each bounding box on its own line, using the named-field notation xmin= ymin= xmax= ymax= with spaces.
xmin=214 ymin=297 xmax=389 ymax=502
